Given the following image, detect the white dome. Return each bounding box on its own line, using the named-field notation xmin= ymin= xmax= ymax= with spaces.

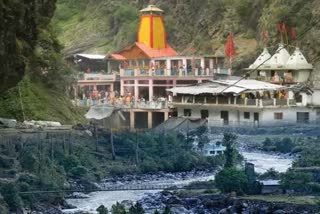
xmin=249 ymin=47 xmax=271 ymax=69
xmin=268 ymin=44 xmax=290 ymax=67
xmin=286 ymin=47 xmax=313 ymax=70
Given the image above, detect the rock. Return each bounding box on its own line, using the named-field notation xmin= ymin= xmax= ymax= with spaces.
xmin=70 ymin=192 xmax=90 ymax=199
xmin=273 ymin=210 xmax=286 ymax=214
xmin=0 ymin=118 xmax=17 ymax=128
xmin=166 ymin=195 xmax=183 ymax=205
xmin=218 ymin=207 xmax=231 ymax=214
xmin=184 ymin=198 xmax=201 ymax=208
xmin=170 ymin=205 xmax=192 ymax=214
xmin=121 ymin=200 xmax=134 ymax=209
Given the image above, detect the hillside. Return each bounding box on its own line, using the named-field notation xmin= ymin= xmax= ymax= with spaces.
xmin=54 ymin=0 xmax=320 ymax=85
xmin=0 ymin=1 xmax=85 ymax=123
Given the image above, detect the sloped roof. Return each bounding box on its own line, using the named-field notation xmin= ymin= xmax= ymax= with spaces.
xmin=249 ymin=47 xmax=271 ymax=69
xmin=268 ymin=44 xmax=290 ymax=67
xmin=286 ymin=47 xmax=313 ymax=70
xmin=135 ymin=42 xmax=177 ymax=58
xmin=140 ymin=5 xmax=164 ymax=13
xmin=167 ymin=79 xmax=285 ymax=95
xmin=76 ymin=54 xmax=106 ymax=60
xmin=109 ymin=54 xmax=126 ymax=60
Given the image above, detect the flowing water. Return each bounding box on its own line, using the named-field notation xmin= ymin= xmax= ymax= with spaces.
xmin=63 ymin=150 xmax=292 ymax=213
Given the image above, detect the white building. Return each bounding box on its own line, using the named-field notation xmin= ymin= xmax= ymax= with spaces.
xmin=167 ymin=44 xmax=320 ymax=127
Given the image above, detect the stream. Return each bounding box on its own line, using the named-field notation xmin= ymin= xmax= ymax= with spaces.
xmin=62 ymin=151 xmax=293 ymax=213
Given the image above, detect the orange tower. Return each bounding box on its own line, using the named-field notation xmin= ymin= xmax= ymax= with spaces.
xmin=138 ymin=5 xmax=167 ymax=49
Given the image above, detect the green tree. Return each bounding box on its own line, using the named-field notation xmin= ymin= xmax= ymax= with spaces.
xmin=129 ymin=202 xmax=144 ymax=214
xmin=112 ymin=202 xmax=127 ymax=214
xmin=222 ymin=133 xmax=237 ymax=168
xmin=97 ymin=205 xmax=108 ymax=214
xmin=280 ymin=170 xmax=312 ymax=192
xmin=0 ymin=183 xmax=22 ymax=212
xmin=162 ymin=206 xmax=171 ymax=214
xmin=154 ymin=210 xmax=160 ymax=214
xmin=215 ymin=167 xmax=248 ymax=194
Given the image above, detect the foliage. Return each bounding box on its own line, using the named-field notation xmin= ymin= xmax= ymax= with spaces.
xmin=97 ymin=205 xmax=108 ymax=214
xmin=129 ymin=202 xmax=144 ymax=214
xmin=162 ymin=206 xmax=172 ymax=214
xmin=112 ymin=202 xmax=127 ymax=214
xmin=0 ymin=183 xmax=22 ymax=212
xmin=258 ymin=168 xmax=281 ymax=180
xmin=215 ymin=167 xmax=248 ymax=194
xmin=222 ymin=133 xmax=238 ymax=168
xmin=70 ymin=166 xmax=88 ymax=178
xmin=280 ymin=170 xmax=313 ymax=192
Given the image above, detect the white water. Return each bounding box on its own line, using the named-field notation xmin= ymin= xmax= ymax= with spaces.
xmin=63 ymin=151 xmax=292 ymax=213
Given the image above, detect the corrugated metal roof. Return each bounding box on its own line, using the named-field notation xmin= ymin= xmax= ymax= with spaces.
xmin=76 ymin=54 xmax=106 ymax=60
xmin=166 ymin=79 xmax=285 ymax=95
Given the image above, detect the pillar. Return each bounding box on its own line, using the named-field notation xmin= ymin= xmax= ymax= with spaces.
xmin=74 ymin=85 xmax=78 ymax=99
xmin=130 ymin=111 xmax=135 ymax=131
xmin=200 ymin=58 xmax=205 ymax=75
xmin=228 ymin=97 xmax=231 ymax=105
xmin=234 ymin=96 xmax=237 ymax=105
xmin=164 ymin=112 xmax=169 ymax=121
xmin=182 ymin=58 xmax=187 ymax=76
xmin=216 ymin=96 xmax=218 ymax=105
xmin=149 ymin=80 xmax=153 ymax=101
xmin=120 ymin=80 xmax=124 ymax=96
xmin=110 ymin=83 xmax=114 ymax=92
xmin=209 ymin=59 xmax=214 ymax=69
xmin=148 ymin=111 xmax=153 ymax=129
xmin=166 ymin=59 xmax=171 ymax=76
xmin=134 ymin=80 xmax=139 ymax=101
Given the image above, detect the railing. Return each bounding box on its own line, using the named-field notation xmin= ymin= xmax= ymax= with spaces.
xmin=173 ymin=97 xmax=299 ymax=108
xmin=120 ymin=67 xmax=231 ymax=77
xmin=73 ymin=98 xmax=168 ymax=110
xmin=78 ymin=73 xmax=117 ymax=81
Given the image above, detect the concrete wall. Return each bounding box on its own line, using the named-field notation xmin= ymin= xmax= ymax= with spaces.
xmin=176 ymin=105 xmax=319 ymax=127
xmin=310 ymin=89 xmax=320 ymax=106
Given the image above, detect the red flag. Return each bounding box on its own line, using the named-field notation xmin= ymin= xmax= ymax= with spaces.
xmin=282 ymin=23 xmax=287 ymax=33
xmin=276 ymin=23 xmax=282 ymax=32
xmin=225 ymin=33 xmax=237 ymax=59
xmin=290 ymin=27 xmax=297 ymax=39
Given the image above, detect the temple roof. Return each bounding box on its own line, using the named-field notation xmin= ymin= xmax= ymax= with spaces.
xmin=249 ymin=47 xmax=271 ymax=69
xmin=135 ymin=42 xmax=177 ymax=58
xmin=286 ymin=47 xmax=313 ymax=70
xmin=268 ymin=43 xmax=290 ymax=68
xmin=140 ymin=5 xmax=164 ymax=13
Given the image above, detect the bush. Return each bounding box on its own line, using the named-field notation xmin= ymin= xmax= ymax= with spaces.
xmin=63 ymin=155 xmax=80 ymax=172
xmin=129 ymin=202 xmax=144 ymax=214
xmin=0 ymin=183 xmax=22 ymax=211
xmin=280 ymin=170 xmax=312 ymax=192
xmin=111 ymin=202 xmax=126 ymax=214
xmin=215 ymin=167 xmax=248 ymax=194
xmin=97 ymin=205 xmax=108 ymax=214
xmin=70 ymin=166 xmax=88 ymax=178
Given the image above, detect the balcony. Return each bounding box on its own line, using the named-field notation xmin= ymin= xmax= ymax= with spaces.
xmin=120 ymin=67 xmax=231 ymax=77
xmin=78 ymin=73 xmax=118 ymax=81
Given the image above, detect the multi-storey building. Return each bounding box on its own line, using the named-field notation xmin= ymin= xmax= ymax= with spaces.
xmin=168 ymin=44 xmax=320 ymax=126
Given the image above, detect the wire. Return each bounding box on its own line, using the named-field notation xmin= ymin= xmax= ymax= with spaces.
xmin=219 ymin=18 xmax=320 ymax=94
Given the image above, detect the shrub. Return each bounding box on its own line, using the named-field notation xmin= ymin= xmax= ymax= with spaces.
xmin=0 ymin=183 xmax=22 ymax=211
xmin=111 ymin=202 xmax=127 ymax=214
xmin=280 ymin=170 xmax=312 ymax=192
xmin=215 ymin=167 xmax=248 ymax=194
xmin=129 ymin=202 xmax=144 ymax=214
xmin=97 ymin=205 xmax=108 ymax=214
xmin=70 ymin=166 xmax=88 ymax=178
xmin=63 ymin=155 xmax=80 ymax=172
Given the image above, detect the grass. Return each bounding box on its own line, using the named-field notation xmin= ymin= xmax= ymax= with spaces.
xmin=242 ymin=195 xmax=320 ymax=205
xmin=0 ymin=76 xmax=86 ymax=124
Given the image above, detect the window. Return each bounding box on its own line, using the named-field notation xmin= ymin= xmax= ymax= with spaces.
xmin=184 ymin=109 xmax=192 ymax=117
xmin=297 ymin=112 xmax=309 ymax=123
xmin=244 ymin=112 xmax=250 ymax=119
xmin=201 ymin=110 xmax=209 ymax=119
xmin=274 ymin=112 xmax=283 ymax=120
xmin=209 ymin=151 xmax=215 ymax=155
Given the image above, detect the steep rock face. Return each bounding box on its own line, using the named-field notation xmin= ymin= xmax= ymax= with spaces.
xmin=0 ymin=0 xmax=57 ymax=93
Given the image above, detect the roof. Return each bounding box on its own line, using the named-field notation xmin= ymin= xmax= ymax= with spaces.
xmin=153 ymin=117 xmax=207 ymax=133
xmin=259 ymin=180 xmax=280 ymax=186
xmin=75 ymin=54 xmax=106 ymax=60
xmin=286 ymin=47 xmax=313 ymax=70
xmin=249 ymin=47 xmax=271 ymax=69
xmin=268 ymin=43 xmax=290 ymax=67
xmin=135 ymin=42 xmax=177 ymax=58
xmin=166 ymin=79 xmax=285 ymax=95
xmin=140 ymin=5 xmax=164 ymax=13
xmin=85 ymin=105 xmax=115 ymax=120
xmin=109 ymin=54 xmax=126 ymax=60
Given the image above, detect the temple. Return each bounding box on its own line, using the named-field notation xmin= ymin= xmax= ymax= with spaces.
xmin=71 ymin=4 xmax=229 ymax=130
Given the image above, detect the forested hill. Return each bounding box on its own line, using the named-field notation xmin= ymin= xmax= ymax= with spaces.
xmin=54 ymin=0 xmax=320 ymax=84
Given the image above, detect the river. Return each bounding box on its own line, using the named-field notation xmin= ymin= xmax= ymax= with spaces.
xmin=62 ymin=151 xmax=293 ymax=213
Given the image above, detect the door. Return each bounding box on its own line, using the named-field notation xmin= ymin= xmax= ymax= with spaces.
xmin=221 ymin=111 xmax=229 ymax=125
xmin=201 ymin=110 xmax=209 ymax=119
xmin=254 ymin=112 xmax=259 ymax=127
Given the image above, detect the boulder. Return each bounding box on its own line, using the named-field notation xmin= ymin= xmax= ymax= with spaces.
xmin=0 ymin=118 xmax=17 ymax=128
